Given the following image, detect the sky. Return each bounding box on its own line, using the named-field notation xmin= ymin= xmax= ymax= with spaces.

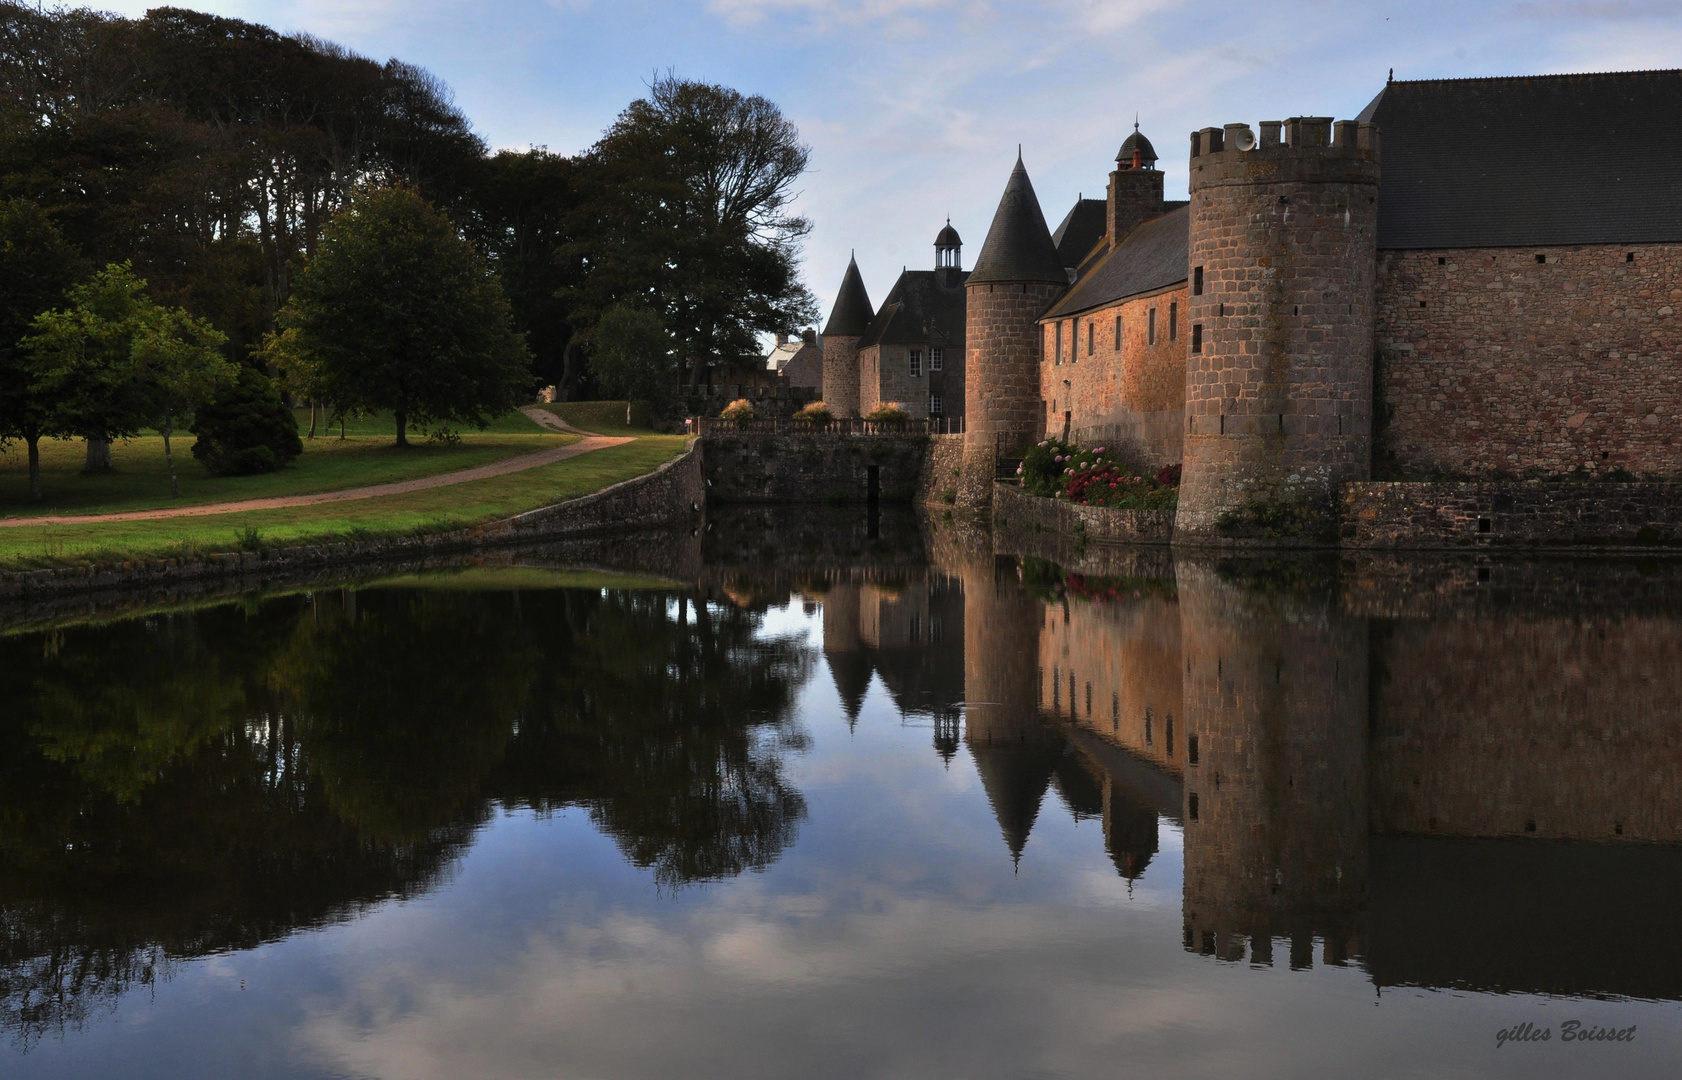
xmin=96 ymin=0 xmax=1682 ymax=330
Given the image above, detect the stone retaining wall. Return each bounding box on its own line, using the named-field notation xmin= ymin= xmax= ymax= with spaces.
xmin=992 ymin=482 xmax=1175 ymax=546
xmin=0 ymin=442 xmax=704 ymax=602
xmin=700 ymin=433 xmax=928 ymax=503
xmin=917 ymin=434 xmax=965 ymax=507
xmin=1342 ymin=481 xmax=1682 ymax=549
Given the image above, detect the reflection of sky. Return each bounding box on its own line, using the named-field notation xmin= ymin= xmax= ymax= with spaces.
xmin=11 ymin=598 xmax=1682 ymax=1079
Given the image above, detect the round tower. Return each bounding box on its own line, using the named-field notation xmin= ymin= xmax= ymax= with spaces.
xmin=1176 ymin=116 xmax=1380 ymax=543
xmin=822 ymin=255 xmax=873 ymax=417
xmin=959 ymin=154 xmax=1068 ymax=509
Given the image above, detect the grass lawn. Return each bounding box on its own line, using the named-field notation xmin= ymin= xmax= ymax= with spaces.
xmin=0 ymin=408 xmax=567 ymax=520
xmin=0 ymin=435 xmax=691 ymax=570
xmin=539 ymin=400 xmax=663 ymax=437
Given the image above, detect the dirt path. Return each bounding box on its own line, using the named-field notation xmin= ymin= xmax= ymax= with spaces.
xmin=520 ymin=405 xmax=591 ymax=435
xmin=0 ymin=435 xmax=632 ymax=528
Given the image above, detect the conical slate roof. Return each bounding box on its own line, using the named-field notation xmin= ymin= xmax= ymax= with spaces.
xmin=822 ymin=256 xmax=875 ymax=337
xmin=966 ymin=155 xmax=1067 ymax=285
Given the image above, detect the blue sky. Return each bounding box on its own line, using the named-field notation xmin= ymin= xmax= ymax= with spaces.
xmin=99 ymin=0 xmax=1682 ymax=328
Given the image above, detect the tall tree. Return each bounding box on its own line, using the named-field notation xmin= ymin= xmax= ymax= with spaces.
xmin=0 ymin=197 xmax=82 ymax=498
xmin=588 ymin=303 xmax=676 ymax=411
xmin=278 ymin=186 xmax=531 ymax=447
xmin=562 ymin=74 xmax=817 ymax=395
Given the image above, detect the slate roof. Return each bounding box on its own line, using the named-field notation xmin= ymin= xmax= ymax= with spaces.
xmin=856 ymin=267 xmax=968 ymax=350
xmin=1357 ymin=70 xmax=1682 ymax=249
xmin=1052 ymin=198 xmax=1108 ymax=270
xmin=935 ymin=221 xmax=962 ymax=248
xmin=1043 ymin=204 xmax=1190 ymax=319
xmin=823 ymin=256 xmax=875 ymax=337
xmin=1117 ymin=126 xmax=1158 ymax=167
xmin=967 ymin=156 xmax=1068 ymax=285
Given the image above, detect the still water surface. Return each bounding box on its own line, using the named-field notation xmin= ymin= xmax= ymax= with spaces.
xmin=2 ymin=529 xmax=1680 ymax=1078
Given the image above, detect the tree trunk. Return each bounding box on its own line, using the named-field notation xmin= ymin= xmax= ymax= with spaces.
xmin=26 ymin=435 xmax=41 ymax=500
xmin=84 ymin=437 xmax=112 ymax=472
xmin=395 ymin=409 xmax=408 ymax=448
xmin=560 ymin=329 xmax=581 ymax=402
xmin=162 ymin=416 xmax=180 ymax=498
xmin=308 ymin=401 xmax=317 ymax=439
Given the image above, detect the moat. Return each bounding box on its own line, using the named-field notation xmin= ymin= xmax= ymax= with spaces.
xmin=3 ymin=509 xmax=1680 ymax=1079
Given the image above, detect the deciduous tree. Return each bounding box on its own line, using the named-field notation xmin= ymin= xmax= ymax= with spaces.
xmin=279 ymin=186 xmax=530 ymax=447
xmin=0 ymin=197 xmax=81 ymax=497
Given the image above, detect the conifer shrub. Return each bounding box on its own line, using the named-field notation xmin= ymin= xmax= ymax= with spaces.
xmin=190 ymin=367 xmax=303 ymax=475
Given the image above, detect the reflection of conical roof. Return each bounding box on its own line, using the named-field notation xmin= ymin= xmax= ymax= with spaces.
xmin=1052 ymin=751 xmax=1104 ymax=821
xmin=823 ymin=256 xmax=875 ymax=337
xmin=1104 ymin=793 xmax=1159 ymax=881
xmin=966 ymin=155 xmax=1066 ymax=285
xmin=826 ymin=650 xmax=874 ymax=724
xmin=968 ymin=733 xmax=1061 ymax=861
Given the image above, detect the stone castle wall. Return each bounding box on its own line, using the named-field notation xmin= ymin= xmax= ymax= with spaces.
xmin=1177 ymin=120 xmax=1381 ymax=542
xmin=961 ymin=281 xmax=1067 ymax=508
xmin=700 ymin=433 xmax=929 ymax=503
xmin=822 ymin=334 xmax=861 ymax=417
xmin=1342 ymin=480 xmax=1682 ymax=548
xmin=1375 ymin=243 xmax=1682 ymax=477
xmin=1040 ymin=284 xmax=1187 ymax=469
xmin=992 ymin=481 xmax=1174 ymax=546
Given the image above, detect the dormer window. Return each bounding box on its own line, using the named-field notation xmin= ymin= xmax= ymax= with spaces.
xmin=930 ymin=348 xmax=943 ymax=372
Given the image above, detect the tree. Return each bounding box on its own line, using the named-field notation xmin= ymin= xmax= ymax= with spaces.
xmin=0 ymin=197 xmax=81 ymax=498
xmin=588 ymin=304 xmax=675 ymax=412
xmin=561 ymin=75 xmax=817 ymax=395
xmin=279 ymin=186 xmax=531 ymax=447
xmin=24 ymin=263 xmax=229 ymax=489
xmin=190 ymin=366 xmax=303 ymax=475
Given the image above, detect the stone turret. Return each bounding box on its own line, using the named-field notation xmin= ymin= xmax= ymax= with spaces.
xmin=1176 ymin=116 xmax=1381 ymax=543
xmin=1107 ymin=121 xmax=1165 ymax=248
xmin=822 ymin=256 xmax=873 ymax=417
xmin=959 ymin=154 xmax=1067 ymax=508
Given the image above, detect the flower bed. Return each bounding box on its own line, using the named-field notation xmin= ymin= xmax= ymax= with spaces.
xmin=1017 ymin=437 xmax=1179 ymax=510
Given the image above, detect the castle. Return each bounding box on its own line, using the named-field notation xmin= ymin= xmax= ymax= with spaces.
xmin=820 ymin=70 xmax=1682 ymax=537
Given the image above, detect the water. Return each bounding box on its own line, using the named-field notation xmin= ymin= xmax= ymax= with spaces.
xmin=2 ymin=517 xmax=1680 ymax=1078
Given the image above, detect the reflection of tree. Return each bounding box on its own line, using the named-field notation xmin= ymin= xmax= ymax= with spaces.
xmin=492 ymin=590 xmax=812 ymax=887
xmin=0 ymin=584 xmax=812 ymax=1044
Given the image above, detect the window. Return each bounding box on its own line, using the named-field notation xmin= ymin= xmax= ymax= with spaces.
xmin=929 ymin=393 xmax=942 ymax=415
xmin=1148 ymin=307 xmax=1157 ymax=345
xmin=1193 ymin=265 xmax=1204 ymax=295
xmin=1085 ymin=682 xmax=1092 ymax=717
xmin=1188 ymin=793 xmax=1199 ymax=821
xmin=1169 ymin=302 xmax=1178 ymax=341
xmin=1144 ymin=707 xmax=1153 ymax=745
xmin=1189 ymin=735 xmax=1199 ymax=765
xmin=1191 ymin=324 xmax=1202 ymax=354
xmin=909 ymin=350 xmax=922 ymax=377
xmin=1054 ymin=322 xmax=1063 ymax=365
xmin=1114 ymin=315 xmax=1122 ymax=349
xmin=1087 ymin=321 xmax=1094 ymax=355
xmin=1535 ymin=253 xmax=1546 ymax=264
xmin=930 ymin=347 xmax=943 ymax=372
xmin=1070 ymin=318 xmax=1078 ymax=362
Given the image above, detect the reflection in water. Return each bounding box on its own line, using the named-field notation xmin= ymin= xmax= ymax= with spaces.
xmin=0 ymin=587 xmax=810 ymax=1046
xmin=3 ymin=519 xmax=1682 ymax=1074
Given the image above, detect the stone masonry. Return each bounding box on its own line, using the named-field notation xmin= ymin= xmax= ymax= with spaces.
xmin=1375 ymin=243 xmax=1682 ymax=477
xmin=960 ymin=280 xmax=1066 ymax=507
xmin=1177 ymin=118 xmax=1381 ymax=542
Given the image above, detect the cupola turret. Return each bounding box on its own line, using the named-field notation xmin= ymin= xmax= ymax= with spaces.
xmin=934 ymin=219 xmax=963 ymax=269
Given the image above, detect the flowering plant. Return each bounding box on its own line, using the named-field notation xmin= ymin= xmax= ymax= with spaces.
xmin=1020 ymin=436 xmax=1181 ymax=509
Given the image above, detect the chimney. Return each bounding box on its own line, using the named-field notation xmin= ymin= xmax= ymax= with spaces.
xmin=801 ymin=327 xmax=817 ymax=346
xmin=1107 ymin=165 xmax=1164 ymax=251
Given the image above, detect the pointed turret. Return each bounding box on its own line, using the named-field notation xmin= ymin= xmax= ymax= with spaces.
xmin=967 ymin=155 xmax=1066 ymax=285
xmin=823 ymin=256 xmax=874 ymax=337
xmin=957 ymin=153 xmax=1068 ymax=507
xmin=821 ymin=255 xmax=872 ymax=417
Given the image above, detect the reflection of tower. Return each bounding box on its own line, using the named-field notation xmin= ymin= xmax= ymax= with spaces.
xmin=1176 ymin=558 xmax=1368 ymax=966
xmin=961 ymin=546 xmax=1060 ymax=864
xmin=822 ymin=576 xmax=872 ymax=727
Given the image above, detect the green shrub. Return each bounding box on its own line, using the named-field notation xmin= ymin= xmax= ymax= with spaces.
xmin=190 ymin=367 xmax=303 ymax=475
